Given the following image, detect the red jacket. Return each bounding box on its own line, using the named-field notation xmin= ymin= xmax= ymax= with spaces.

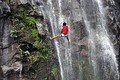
xmin=61 ymin=25 xmax=68 ymax=34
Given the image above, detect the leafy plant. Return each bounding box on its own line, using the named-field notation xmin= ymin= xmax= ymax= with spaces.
xmin=51 ymin=64 xmax=58 ymax=76
xmin=10 ymin=30 xmax=18 ymax=38
xmin=10 ymin=3 xmax=48 ymax=65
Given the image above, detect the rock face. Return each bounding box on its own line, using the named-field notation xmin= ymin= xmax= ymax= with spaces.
xmin=0 ymin=67 xmax=3 ymax=80
xmin=1 ymin=0 xmax=120 ymax=80
xmin=36 ymin=21 xmax=46 ymax=36
xmin=0 ymin=1 xmax=11 ymax=79
xmin=0 ymin=1 xmax=22 ymax=80
xmin=5 ymin=0 xmax=58 ymax=80
xmin=0 ymin=0 xmax=10 ymax=65
xmin=112 ymin=0 xmax=120 ymax=74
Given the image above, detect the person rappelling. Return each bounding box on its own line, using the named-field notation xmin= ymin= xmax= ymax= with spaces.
xmin=50 ymin=22 xmax=70 ymax=43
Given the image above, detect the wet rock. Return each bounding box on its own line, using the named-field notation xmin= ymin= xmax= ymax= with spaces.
xmin=0 ymin=0 xmax=11 ymax=65
xmin=36 ymin=21 xmax=46 ymax=35
xmin=70 ymin=0 xmax=82 ymax=21
xmin=1 ymin=62 xmax=22 ymax=80
xmin=14 ymin=53 xmax=21 ymax=61
xmin=80 ymin=49 xmax=88 ymax=56
xmin=0 ymin=1 xmax=10 ymax=17
xmin=78 ymin=37 xmax=88 ymax=46
xmin=0 ymin=1 xmax=22 ymax=79
xmin=8 ymin=43 xmax=22 ymax=62
xmin=0 ymin=67 xmax=3 ymax=80
xmin=18 ymin=0 xmax=29 ymax=4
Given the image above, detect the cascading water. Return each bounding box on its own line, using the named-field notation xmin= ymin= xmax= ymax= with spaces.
xmin=41 ymin=0 xmax=74 ymax=80
xmin=80 ymin=0 xmax=119 ymax=80
xmin=35 ymin=0 xmax=119 ymax=80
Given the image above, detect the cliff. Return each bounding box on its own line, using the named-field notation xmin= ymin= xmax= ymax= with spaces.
xmin=0 ymin=0 xmax=120 ymax=80
xmin=0 ymin=0 xmax=59 ymax=80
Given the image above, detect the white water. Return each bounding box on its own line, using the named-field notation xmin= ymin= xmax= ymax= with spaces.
xmin=46 ymin=0 xmax=73 ymax=80
xmin=81 ymin=0 xmax=119 ymax=79
xmin=47 ymin=0 xmax=64 ymax=79
xmin=40 ymin=0 xmax=74 ymax=80
xmin=35 ymin=0 xmax=119 ymax=80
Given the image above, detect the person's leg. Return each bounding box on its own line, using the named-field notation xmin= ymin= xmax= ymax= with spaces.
xmin=66 ymin=36 xmax=70 ymax=43
xmin=50 ymin=34 xmax=60 ymax=40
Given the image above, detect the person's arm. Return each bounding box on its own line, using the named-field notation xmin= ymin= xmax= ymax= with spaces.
xmin=61 ymin=29 xmax=63 ymax=33
xmin=61 ymin=26 xmax=64 ymax=33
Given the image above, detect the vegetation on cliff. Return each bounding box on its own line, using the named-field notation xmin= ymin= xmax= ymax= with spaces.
xmin=10 ymin=3 xmax=48 ymax=64
xmin=8 ymin=2 xmax=59 ymax=79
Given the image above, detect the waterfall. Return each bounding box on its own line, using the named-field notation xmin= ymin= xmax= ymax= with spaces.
xmin=41 ymin=0 xmax=74 ymax=80
xmin=35 ymin=0 xmax=119 ymax=80
xmin=80 ymin=0 xmax=119 ymax=80
xmin=47 ymin=1 xmax=64 ymax=79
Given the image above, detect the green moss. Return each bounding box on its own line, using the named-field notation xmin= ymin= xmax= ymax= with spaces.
xmin=51 ymin=64 xmax=58 ymax=77
xmin=10 ymin=3 xmax=48 ymax=65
